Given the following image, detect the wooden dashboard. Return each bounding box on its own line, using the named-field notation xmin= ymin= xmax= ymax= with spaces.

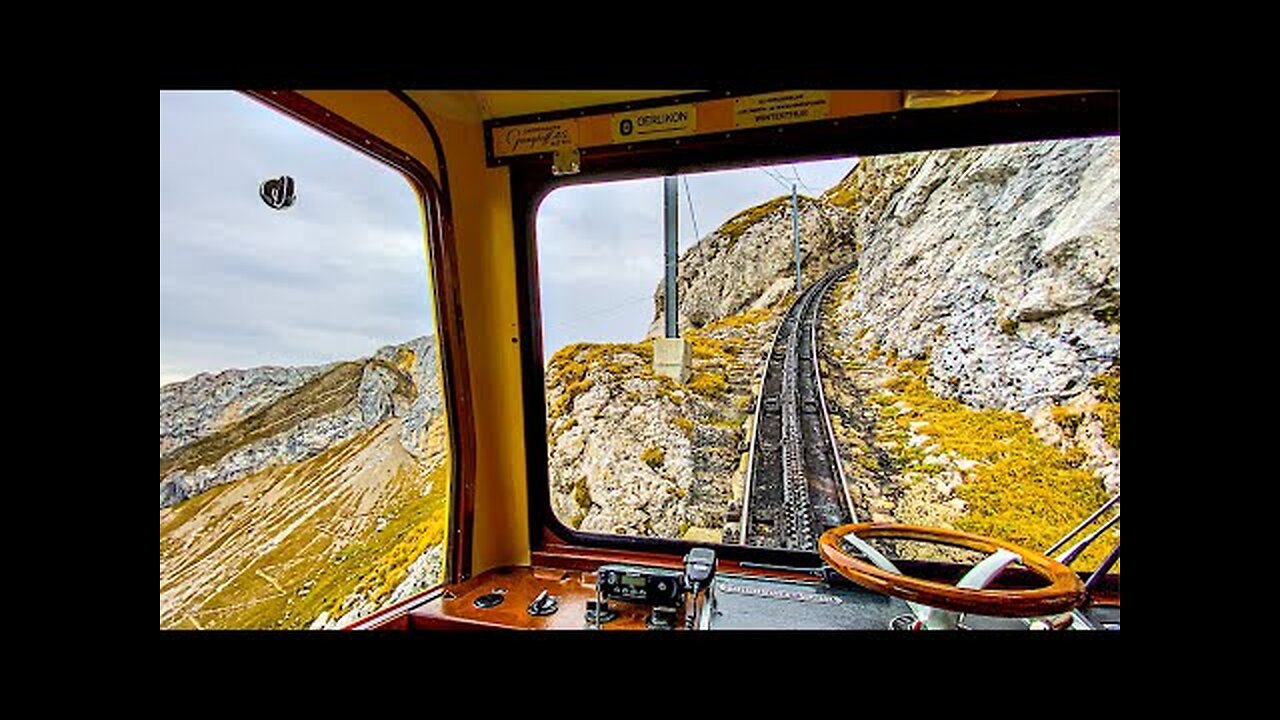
xmin=407 ymin=565 xmax=692 ymax=630
xmin=392 ymin=559 xmax=1119 ymax=631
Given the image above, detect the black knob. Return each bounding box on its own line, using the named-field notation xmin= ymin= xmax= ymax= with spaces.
xmin=584 ymin=600 xmax=617 ymax=625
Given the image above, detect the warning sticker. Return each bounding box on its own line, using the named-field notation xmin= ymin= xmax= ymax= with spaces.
xmin=492 ymin=120 xmax=578 ymax=158
xmin=734 ymin=91 xmax=830 ymax=129
xmin=611 ymin=104 xmax=697 ymax=143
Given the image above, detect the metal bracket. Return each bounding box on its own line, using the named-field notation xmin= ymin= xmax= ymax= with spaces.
xmin=551 ymin=147 xmax=581 ymax=176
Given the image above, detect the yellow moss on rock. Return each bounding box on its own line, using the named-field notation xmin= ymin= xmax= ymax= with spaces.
xmin=642 ymin=447 xmax=665 ymax=469
xmin=1096 ymin=402 xmax=1120 ymax=449
xmin=1088 ymin=366 xmax=1120 ymax=450
xmin=716 ymin=196 xmax=793 ymax=242
xmin=1090 ymin=366 xmax=1120 ymax=403
xmin=687 ymin=372 xmax=728 ymax=397
xmin=548 ymin=341 xmax=654 ymax=384
xmin=701 ymin=307 xmax=774 ymax=333
xmin=688 ymin=336 xmax=735 ymax=361
xmin=674 ymin=417 xmax=695 ymax=436
xmin=395 ymin=347 xmax=416 ymax=373
xmin=1051 ymin=405 xmax=1085 ymax=436
xmin=549 ymin=378 xmax=593 ymax=419
xmin=682 ymin=526 xmax=723 ymax=543
xmin=573 ymin=476 xmax=591 ymax=510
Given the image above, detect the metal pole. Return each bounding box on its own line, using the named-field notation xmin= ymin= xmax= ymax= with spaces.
xmin=664 ymin=176 xmax=679 ymax=338
xmin=792 ymin=184 xmax=801 ymax=293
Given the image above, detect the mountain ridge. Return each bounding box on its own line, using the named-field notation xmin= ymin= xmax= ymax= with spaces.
xmin=160 ymin=335 xmax=441 ymax=508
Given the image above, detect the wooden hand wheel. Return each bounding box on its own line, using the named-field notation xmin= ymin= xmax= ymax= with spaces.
xmin=818 ymin=523 xmax=1085 ymax=617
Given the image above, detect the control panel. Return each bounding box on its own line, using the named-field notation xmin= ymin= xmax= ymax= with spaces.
xmin=596 ymin=564 xmax=684 ymax=605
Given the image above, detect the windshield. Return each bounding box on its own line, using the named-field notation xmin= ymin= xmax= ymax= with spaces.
xmin=537 ymin=137 xmax=1119 ymax=572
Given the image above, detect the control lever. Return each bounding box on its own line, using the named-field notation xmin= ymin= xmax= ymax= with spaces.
xmin=527 ymin=589 xmax=558 ymax=616
xmin=683 ymin=547 xmax=717 ymax=629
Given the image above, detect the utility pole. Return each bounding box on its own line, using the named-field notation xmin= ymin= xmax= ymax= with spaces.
xmin=654 ymin=175 xmax=691 ymax=383
xmin=664 ymin=176 xmax=679 ymax=338
xmin=792 ymin=184 xmax=801 ymax=293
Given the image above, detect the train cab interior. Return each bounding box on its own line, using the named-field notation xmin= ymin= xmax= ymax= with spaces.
xmin=168 ymin=89 xmax=1119 ymax=632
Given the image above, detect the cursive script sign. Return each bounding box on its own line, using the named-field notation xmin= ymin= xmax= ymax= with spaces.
xmin=492 ymin=120 xmax=578 ymax=158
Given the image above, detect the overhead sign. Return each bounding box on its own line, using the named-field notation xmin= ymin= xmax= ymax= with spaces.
xmin=491 ymin=119 xmax=578 ymax=158
xmin=734 ymin=91 xmax=830 ymax=129
xmin=611 ymin=104 xmax=697 ymax=143
xmin=488 ymin=91 xmax=1085 ymax=164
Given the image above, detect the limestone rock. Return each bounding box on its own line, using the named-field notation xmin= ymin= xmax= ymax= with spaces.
xmin=837 ymin=137 xmax=1120 ymax=412
xmin=160 ymin=337 xmax=442 ymax=508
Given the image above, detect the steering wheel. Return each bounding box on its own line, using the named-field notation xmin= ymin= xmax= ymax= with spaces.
xmin=818 ymin=523 xmax=1085 ymax=621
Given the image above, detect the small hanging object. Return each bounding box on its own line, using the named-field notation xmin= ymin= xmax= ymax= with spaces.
xmin=259 ymin=175 xmax=296 ymax=210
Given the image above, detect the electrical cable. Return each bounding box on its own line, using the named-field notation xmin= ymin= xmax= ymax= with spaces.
xmin=682 ymin=175 xmax=700 ymax=241
xmin=545 ymin=290 xmax=656 ymax=330
xmin=759 ymin=167 xmax=792 ymax=192
xmin=790 ymin=165 xmax=818 ymax=195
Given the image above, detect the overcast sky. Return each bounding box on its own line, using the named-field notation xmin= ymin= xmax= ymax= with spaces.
xmin=160 ymin=91 xmax=434 ymax=386
xmin=160 ymin=91 xmax=856 ymax=385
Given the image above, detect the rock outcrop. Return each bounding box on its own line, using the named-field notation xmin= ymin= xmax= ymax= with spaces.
xmin=547 ymin=311 xmax=778 ymax=541
xmin=810 ymin=137 xmax=1120 ymax=563
xmin=159 ymin=337 xmax=442 ymax=508
xmin=647 ymin=196 xmax=855 ymax=337
xmin=835 ymin=137 xmax=1120 ymax=412
xmin=160 ymin=364 xmax=329 ymax=457
xmin=652 ymin=138 xmax=1119 ymax=414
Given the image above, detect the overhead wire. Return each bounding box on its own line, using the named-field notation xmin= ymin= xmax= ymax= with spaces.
xmin=682 ymin=175 xmax=700 ymax=241
xmin=545 ymin=290 xmax=657 ymax=331
xmin=759 ymin=167 xmax=793 ymax=193
xmin=790 ymin=165 xmax=818 ymax=195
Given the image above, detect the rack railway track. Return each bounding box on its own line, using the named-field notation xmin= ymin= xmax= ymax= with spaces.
xmin=737 ymin=263 xmax=855 ymax=551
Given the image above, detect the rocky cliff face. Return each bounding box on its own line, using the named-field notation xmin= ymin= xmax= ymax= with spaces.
xmin=159 ymin=337 xmax=441 ymax=508
xmin=835 ymin=137 xmax=1120 ymax=412
xmin=160 ymin=364 xmax=329 ymax=457
xmin=547 ymin=310 xmax=779 ymax=541
xmin=646 ymin=196 xmax=855 ymax=337
xmin=650 ymin=137 xmax=1119 ymax=414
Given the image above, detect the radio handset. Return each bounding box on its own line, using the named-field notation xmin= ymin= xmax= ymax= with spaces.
xmin=683 ymin=547 xmax=717 ymax=630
